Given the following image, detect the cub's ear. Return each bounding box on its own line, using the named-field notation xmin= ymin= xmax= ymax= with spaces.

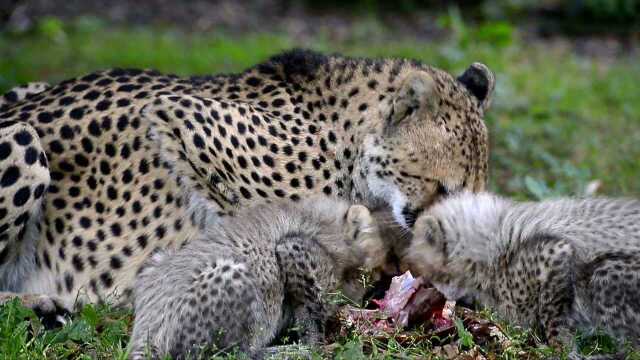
xmin=457 ymin=62 xmax=495 ymax=112
xmin=389 ymin=71 xmax=440 ymax=125
xmin=412 ymin=215 xmax=443 ymax=246
xmin=347 ymin=205 xmax=386 ymax=269
xmin=347 ymin=204 xmax=374 ymax=232
xmin=402 ymin=214 xmax=447 ymax=275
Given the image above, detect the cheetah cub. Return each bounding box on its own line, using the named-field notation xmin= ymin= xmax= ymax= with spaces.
xmin=403 ymin=192 xmax=640 ymax=352
xmin=130 ymin=196 xmax=388 ymax=359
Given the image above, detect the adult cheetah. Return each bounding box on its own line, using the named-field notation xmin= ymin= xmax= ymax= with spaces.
xmin=0 ymin=49 xmax=495 ymax=313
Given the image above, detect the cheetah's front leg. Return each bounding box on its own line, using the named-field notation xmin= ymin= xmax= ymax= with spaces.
xmin=0 ymin=122 xmax=69 ymax=324
xmin=0 ymin=121 xmax=49 ymax=286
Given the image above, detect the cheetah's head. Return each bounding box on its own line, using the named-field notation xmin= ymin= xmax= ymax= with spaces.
xmin=359 ymin=63 xmax=494 ymax=228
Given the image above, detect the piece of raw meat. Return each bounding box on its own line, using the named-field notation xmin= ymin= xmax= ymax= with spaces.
xmin=340 ymin=271 xmax=454 ymax=334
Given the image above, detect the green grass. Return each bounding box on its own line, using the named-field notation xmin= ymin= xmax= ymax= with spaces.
xmin=3 ymin=298 xmax=638 ymax=359
xmin=0 ymin=298 xmax=131 ymax=359
xmin=1 ymin=14 xmax=639 ymax=359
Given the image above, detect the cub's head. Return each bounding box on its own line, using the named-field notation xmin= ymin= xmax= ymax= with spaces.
xmin=401 ymin=212 xmax=473 ymax=300
xmin=360 ymin=63 xmax=495 ymax=228
xmin=401 ymin=191 xmax=508 ymax=300
xmin=402 ymin=214 xmax=450 ymax=283
xmin=329 ymin=204 xmax=395 ymax=303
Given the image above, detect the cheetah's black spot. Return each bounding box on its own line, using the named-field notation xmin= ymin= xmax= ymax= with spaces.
xmin=13 ymin=186 xmax=31 ymax=207
xmin=13 ymin=130 xmax=32 ymax=146
xmin=1 ymin=166 xmax=20 ymax=187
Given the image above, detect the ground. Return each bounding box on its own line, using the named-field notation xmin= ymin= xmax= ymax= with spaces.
xmin=0 ymin=12 xmax=639 ymax=360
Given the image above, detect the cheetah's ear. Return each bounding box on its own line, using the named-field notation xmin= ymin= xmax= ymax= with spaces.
xmin=457 ymin=63 xmax=495 ymax=112
xmin=389 ymin=71 xmax=439 ymax=125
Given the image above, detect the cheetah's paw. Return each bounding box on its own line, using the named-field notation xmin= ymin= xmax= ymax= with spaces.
xmin=0 ymin=292 xmax=72 ymax=328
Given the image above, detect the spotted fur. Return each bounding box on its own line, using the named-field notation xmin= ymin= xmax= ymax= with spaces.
xmin=0 ymin=82 xmax=50 ymax=112
xmin=403 ymin=192 xmax=640 ymax=354
xmin=129 ymin=196 xmax=387 ymax=359
xmin=0 ymin=49 xmax=494 ymax=308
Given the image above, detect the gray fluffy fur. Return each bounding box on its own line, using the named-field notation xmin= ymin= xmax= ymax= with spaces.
xmin=130 ymin=196 xmax=388 ymax=359
xmin=404 ymin=191 xmax=640 ymax=354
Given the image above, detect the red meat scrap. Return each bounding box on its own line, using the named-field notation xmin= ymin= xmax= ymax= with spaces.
xmin=338 ymin=271 xmax=454 ymax=336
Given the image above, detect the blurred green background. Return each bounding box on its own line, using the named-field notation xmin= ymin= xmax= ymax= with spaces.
xmin=1 ymin=2 xmax=640 ymax=358
xmin=1 ymin=0 xmax=639 ymax=200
